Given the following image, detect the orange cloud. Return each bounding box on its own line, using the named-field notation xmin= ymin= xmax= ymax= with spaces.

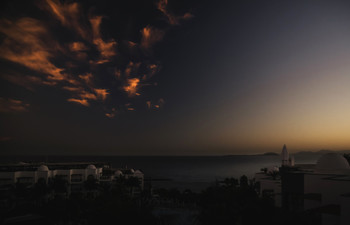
xmin=182 ymin=12 xmax=194 ymax=20
xmin=1 ymin=73 xmax=43 ymax=91
xmin=90 ymin=16 xmax=117 ymax=63
xmin=79 ymin=73 xmax=93 ymax=86
xmin=124 ymin=61 xmax=141 ymax=77
xmin=0 ymin=97 xmax=29 ymax=113
xmin=69 ymin=42 xmax=88 ymax=60
xmin=123 ymin=78 xmax=140 ymax=97
xmin=42 ymin=80 xmax=58 ymax=86
xmin=63 ymin=86 xmax=82 ymax=92
xmin=0 ymin=17 xmax=66 ymax=82
xmin=67 ymin=98 xmax=89 ymax=107
xmin=93 ymin=38 xmax=117 ymax=59
xmin=79 ymin=91 xmax=97 ymax=100
xmin=115 ymin=69 xmax=122 ymax=79
xmin=105 ymin=113 xmax=115 ymax=118
xmin=159 ymin=98 xmax=165 ymax=105
xmin=157 ymin=0 xmax=178 ymax=25
xmin=69 ymin=42 xmax=88 ymax=52
xmin=45 ymin=0 xmax=89 ymax=39
xmin=94 ymin=88 xmax=109 ymax=101
xmin=141 ymin=25 xmax=164 ymax=50
xmin=146 ymin=101 xmax=151 ymax=109
xmin=105 ymin=108 xmax=116 ymax=118
xmin=147 ymin=64 xmax=160 ymax=78
xmin=128 ymin=41 xmax=137 ymax=48
xmin=157 ymin=0 xmax=193 ymax=25
xmin=45 ymin=1 xmax=116 ymax=63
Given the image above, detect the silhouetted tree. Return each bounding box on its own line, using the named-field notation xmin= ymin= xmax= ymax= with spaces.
xmin=223 ymin=177 xmax=239 ymax=188
xmin=240 ymin=175 xmax=249 ymax=188
xmin=51 ymin=175 xmax=68 ymax=194
xmin=84 ymin=175 xmax=98 ymax=191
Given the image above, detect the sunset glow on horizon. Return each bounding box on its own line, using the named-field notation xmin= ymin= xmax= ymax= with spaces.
xmin=0 ymin=0 xmax=350 ymax=155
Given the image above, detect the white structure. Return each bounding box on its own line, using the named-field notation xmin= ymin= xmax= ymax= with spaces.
xmin=0 ymin=163 xmax=103 ymax=187
xmin=255 ymin=144 xmax=293 ymax=206
xmin=0 ymin=162 xmax=144 ymax=193
xmin=278 ymin=152 xmax=350 ymax=225
xmin=281 ymin=144 xmax=294 ymax=167
xmin=256 ymin=146 xmax=350 ymax=225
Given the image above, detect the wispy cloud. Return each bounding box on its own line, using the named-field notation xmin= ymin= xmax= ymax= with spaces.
xmin=146 ymin=101 xmax=151 ymax=109
xmin=0 ymin=0 xmax=191 ymax=117
xmin=157 ymin=0 xmax=193 ymax=25
xmin=124 ymin=61 xmax=141 ymax=78
xmin=69 ymin=42 xmax=88 ymax=60
xmin=0 ymin=18 xmax=66 ymax=82
xmin=105 ymin=108 xmax=116 ymax=118
xmin=79 ymin=73 xmax=93 ymax=86
xmin=1 ymin=73 xmax=43 ymax=91
xmin=0 ymin=97 xmax=29 ymax=113
xmin=141 ymin=25 xmax=164 ymax=51
xmin=67 ymin=98 xmax=89 ymax=107
xmin=62 ymin=86 xmax=82 ymax=92
xmin=145 ymin=98 xmax=165 ymax=110
xmin=94 ymin=88 xmax=109 ymax=101
xmin=123 ymin=78 xmax=140 ymax=97
xmin=44 ymin=0 xmax=89 ymax=39
xmin=90 ymin=16 xmax=117 ymax=64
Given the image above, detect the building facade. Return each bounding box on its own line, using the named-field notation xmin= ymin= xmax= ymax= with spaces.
xmin=256 ymin=145 xmax=350 ymax=225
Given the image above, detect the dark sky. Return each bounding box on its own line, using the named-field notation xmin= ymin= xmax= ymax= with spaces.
xmin=1 ymin=0 xmax=350 ymax=155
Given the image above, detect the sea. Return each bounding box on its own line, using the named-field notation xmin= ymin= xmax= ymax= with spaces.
xmin=0 ymin=154 xmax=320 ymax=192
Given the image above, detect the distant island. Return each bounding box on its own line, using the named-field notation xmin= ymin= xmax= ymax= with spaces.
xmin=262 ymin=152 xmax=279 ymax=156
xmin=260 ymin=149 xmax=350 ymax=157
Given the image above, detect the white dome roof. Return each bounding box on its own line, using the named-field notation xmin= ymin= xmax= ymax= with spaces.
xmin=316 ymin=153 xmax=350 ymax=172
xmin=267 ymin=166 xmax=279 ymax=173
xmin=86 ymin=164 xmax=97 ymax=170
xmin=115 ymin=170 xmax=123 ymax=176
xmin=37 ymin=165 xmax=49 ymax=172
xmin=134 ymin=169 xmax=142 ymax=174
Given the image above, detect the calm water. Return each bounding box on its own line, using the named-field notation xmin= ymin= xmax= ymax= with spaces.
xmin=0 ymin=154 xmax=320 ymax=192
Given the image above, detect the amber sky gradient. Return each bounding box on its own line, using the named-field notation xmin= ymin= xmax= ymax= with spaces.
xmin=0 ymin=0 xmax=349 ymax=155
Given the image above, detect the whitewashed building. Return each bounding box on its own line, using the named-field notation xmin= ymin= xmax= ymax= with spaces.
xmin=255 ymin=145 xmax=350 ymax=225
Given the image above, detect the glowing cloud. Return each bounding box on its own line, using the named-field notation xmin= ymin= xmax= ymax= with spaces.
xmin=0 ymin=18 xmax=66 ymax=82
xmin=78 ymin=91 xmax=97 ymax=100
xmin=0 ymin=98 xmax=29 ymax=113
xmin=123 ymin=78 xmax=140 ymax=97
xmin=141 ymin=25 xmax=164 ymax=50
xmin=157 ymin=0 xmax=193 ymax=25
xmin=115 ymin=69 xmax=122 ymax=79
xmin=79 ymin=73 xmax=93 ymax=86
xmin=90 ymin=16 xmax=117 ymax=63
xmin=0 ymin=1 xmax=190 ymax=117
xmin=105 ymin=108 xmax=116 ymax=118
xmin=146 ymin=101 xmax=151 ymax=109
xmin=1 ymin=73 xmax=42 ymax=91
xmin=62 ymin=86 xmax=82 ymax=92
xmin=67 ymin=98 xmax=89 ymax=107
xmin=69 ymin=42 xmax=88 ymax=52
xmin=124 ymin=61 xmax=141 ymax=77
xmin=45 ymin=0 xmax=89 ymax=39
xmin=157 ymin=0 xmax=178 ymax=25
xmin=94 ymin=89 xmax=109 ymax=101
